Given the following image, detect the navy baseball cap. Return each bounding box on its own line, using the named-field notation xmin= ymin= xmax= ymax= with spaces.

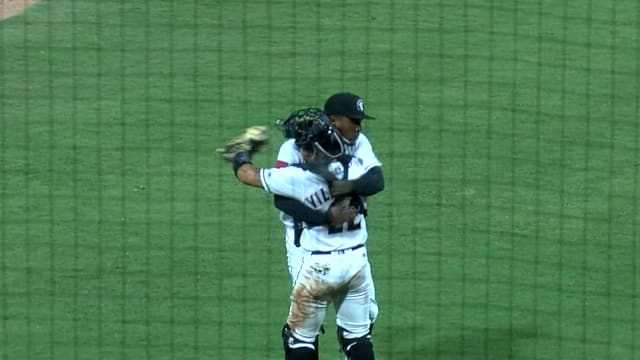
xmin=323 ymin=92 xmax=376 ymax=120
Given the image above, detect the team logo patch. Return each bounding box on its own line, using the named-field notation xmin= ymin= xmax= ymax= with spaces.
xmin=328 ymin=162 xmax=345 ymax=178
xmin=311 ymin=263 xmax=330 ymax=276
xmin=356 ymin=98 xmax=364 ymax=112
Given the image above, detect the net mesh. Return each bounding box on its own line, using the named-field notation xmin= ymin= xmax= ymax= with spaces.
xmin=0 ymin=0 xmax=638 ymax=359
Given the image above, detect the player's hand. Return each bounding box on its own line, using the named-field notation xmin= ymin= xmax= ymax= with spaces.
xmin=327 ymin=202 xmax=357 ymax=227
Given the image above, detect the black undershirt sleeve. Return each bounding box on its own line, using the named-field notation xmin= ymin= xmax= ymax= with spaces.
xmin=273 ymin=195 xmax=330 ymax=226
xmin=349 ymin=166 xmax=385 ymax=196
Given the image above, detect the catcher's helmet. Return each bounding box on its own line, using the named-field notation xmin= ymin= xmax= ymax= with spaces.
xmin=294 ymin=110 xmax=345 ymax=159
xmin=274 ymin=108 xmax=329 ymax=139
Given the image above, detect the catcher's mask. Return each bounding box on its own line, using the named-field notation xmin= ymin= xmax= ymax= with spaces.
xmin=294 ymin=112 xmax=345 ymax=160
xmin=274 ymin=108 xmax=329 ymax=139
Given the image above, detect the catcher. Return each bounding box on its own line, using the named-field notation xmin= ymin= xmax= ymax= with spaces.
xmin=217 ymin=111 xmax=377 ymax=360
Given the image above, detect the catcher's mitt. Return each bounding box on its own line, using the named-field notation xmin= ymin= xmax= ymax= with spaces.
xmin=216 ymin=125 xmax=269 ymax=161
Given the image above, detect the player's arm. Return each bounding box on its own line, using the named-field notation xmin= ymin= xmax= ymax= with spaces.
xmin=234 ymin=157 xmax=302 ymax=197
xmin=274 ymin=195 xmax=330 ymax=226
xmin=234 ymin=158 xmax=263 ymax=188
xmin=275 ymin=195 xmax=356 ymax=227
xmin=331 ymin=166 xmax=385 ymax=197
xmin=332 ymin=134 xmax=384 ymax=197
xmin=231 ymin=146 xmax=300 ymax=189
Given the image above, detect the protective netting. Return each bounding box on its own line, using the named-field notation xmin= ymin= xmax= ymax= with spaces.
xmin=0 ymin=0 xmax=638 ymax=359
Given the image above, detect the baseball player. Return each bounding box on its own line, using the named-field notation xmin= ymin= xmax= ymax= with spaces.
xmin=217 ymin=111 xmax=377 ymax=360
xmin=273 ymin=94 xmax=384 ymax=331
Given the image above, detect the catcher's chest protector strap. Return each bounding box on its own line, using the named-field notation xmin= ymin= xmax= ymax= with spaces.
xmin=338 ymin=155 xmax=352 ymax=180
xmin=293 ymin=220 xmax=304 ymax=247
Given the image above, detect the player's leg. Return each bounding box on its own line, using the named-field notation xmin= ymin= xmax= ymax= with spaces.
xmin=337 ymin=326 xmax=375 ymax=360
xmin=283 ymin=261 xmax=329 ymax=360
xmin=282 ymin=310 xmax=326 ymax=360
xmin=282 ymin=323 xmax=317 ymax=360
xmin=285 ymin=229 xmax=325 ymax=358
xmin=334 ymin=263 xmax=376 ymax=360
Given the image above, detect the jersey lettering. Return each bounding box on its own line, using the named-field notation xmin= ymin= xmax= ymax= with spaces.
xmin=304 ymin=188 xmax=332 ymax=208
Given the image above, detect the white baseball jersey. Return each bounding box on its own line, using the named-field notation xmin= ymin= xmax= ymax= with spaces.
xmin=261 ymin=159 xmax=370 ymax=252
xmin=274 ymin=134 xmax=382 ymax=227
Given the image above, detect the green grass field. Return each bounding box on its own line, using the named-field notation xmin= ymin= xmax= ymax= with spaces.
xmin=1 ymin=0 xmax=638 ymax=359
